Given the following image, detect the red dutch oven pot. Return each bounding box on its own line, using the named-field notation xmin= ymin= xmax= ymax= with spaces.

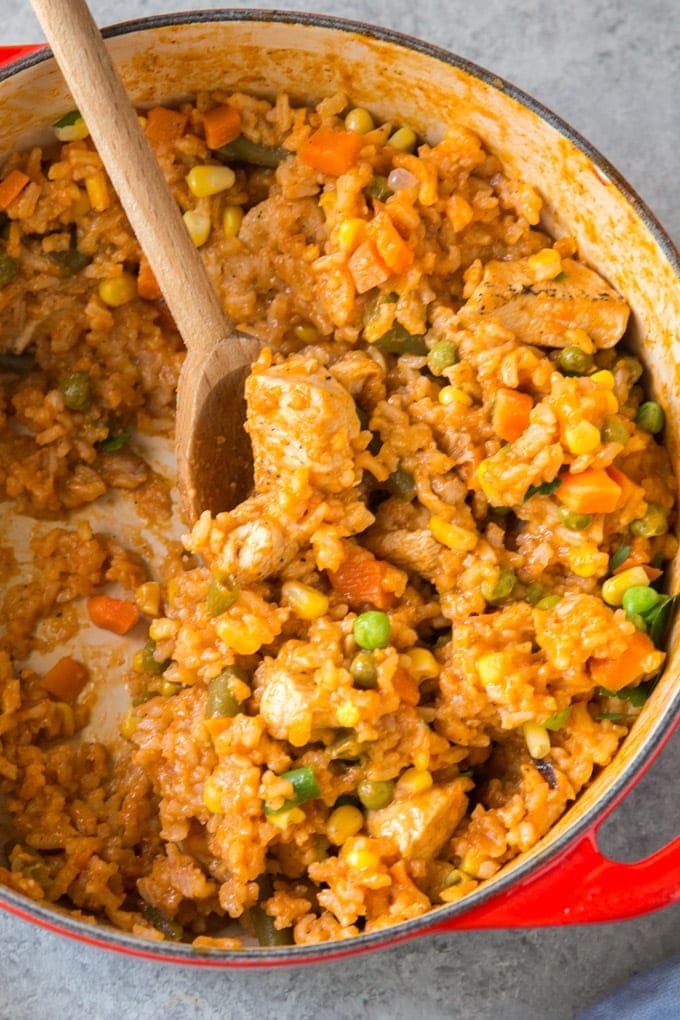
xmin=0 ymin=12 xmax=678 ymax=967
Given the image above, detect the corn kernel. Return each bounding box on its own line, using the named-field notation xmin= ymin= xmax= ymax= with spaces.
xmin=439 ymin=386 xmax=472 ymax=407
xmin=344 ymin=107 xmax=375 ymax=135
xmin=186 ymin=164 xmax=236 ymax=198
xmin=336 ymin=700 xmax=360 ymax=728
xmin=601 ymin=565 xmax=650 ymax=606
xmin=430 ymin=515 xmax=478 ymax=552
xmin=523 ymin=721 xmax=551 ymax=759
xmin=397 ymin=767 xmax=433 ymax=795
xmin=70 ymin=189 xmax=91 ymax=218
xmin=567 ymin=545 xmax=608 ymax=578
xmin=591 ymin=369 xmax=615 ymax=390
xmin=387 ymin=126 xmax=417 ymax=152
xmin=54 ymin=115 xmax=89 ymax=142
xmin=407 ymin=647 xmax=440 ymax=679
xmin=563 ymin=327 xmax=595 ymax=354
xmin=119 ymin=708 xmax=138 ymax=740
xmin=183 ymin=209 xmax=211 ymax=247
xmin=84 ymin=171 xmax=110 ymax=212
xmin=281 ymin=580 xmax=329 ymax=620
xmin=293 ymin=323 xmax=319 ymax=344
xmin=202 ymin=776 xmax=223 ymax=814
xmin=148 ymin=617 xmax=176 ymax=641
xmin=215 ymin=617 xmax=268 ymax=655
xmin=318 ymin=190 xmax=336 ymax=210
xmin=222 ymin=205 xmax=244 ymax=238
xmin=345 ymin=846 xmax=380 ymax=871
xmin=564 ymin=420 xmax=601 ymax=455
xmin=98 ymin=273 xmax=137 ymax=307
xmin=604 ymin=391 xmax=619 ymax=414
xmin=132 ymin=650 xmax=145 ymax=674
xmin=527 ymin=247 xmax=562 ymax=281
xmin=327 ymin=804 xmax=364 ymax=845
xmin=268 ymin=806 xmax=306 ymax=830
xmin=137 ymin=115 xmax=148 ymax=129
xmin=477 ymin=652 xmax=505 ymax=687
xmin=135 ymin=581 xmax=161 ymax=617
xmin=337 ymin=217 xmax=368 ymax=253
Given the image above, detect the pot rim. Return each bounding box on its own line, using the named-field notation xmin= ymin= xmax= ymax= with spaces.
xmin=0 ymin=8 xmax=678 ymax=965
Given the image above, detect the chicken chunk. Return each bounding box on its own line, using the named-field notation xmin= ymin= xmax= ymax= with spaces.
xmin=366 ymin=779 xmax=470 ymax=860
xmin=246 ymin=353 xmax=362 ymax=495
xmin=458 ymin=257 xmax=629 ymax=348
xmin=364 ymin=498 xmax=463 ymax=592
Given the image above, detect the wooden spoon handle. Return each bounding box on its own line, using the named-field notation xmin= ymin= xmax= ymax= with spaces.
xmin=30 ymin=0 xmax=229 ymax=356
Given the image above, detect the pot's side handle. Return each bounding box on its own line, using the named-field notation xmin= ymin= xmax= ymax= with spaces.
xmin=0 ymin=45 xmax=45 ymax=66
xmin=428 ymin=830 xmax=680 ymax=931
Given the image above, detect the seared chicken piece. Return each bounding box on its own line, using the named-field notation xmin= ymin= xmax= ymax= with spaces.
xmin=458 ymin=257 xmax=629 ymax=348
xmin=365 ymin=498 xmax=462 ymax=592
xmin=246 ymin=353 xmax=363 ymax=495
xmin=367 ymin=779 xmax=470 ymax=860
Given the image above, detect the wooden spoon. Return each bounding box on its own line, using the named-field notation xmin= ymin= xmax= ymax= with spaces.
xmin=30 ymin=0 xmax=262 ymax=520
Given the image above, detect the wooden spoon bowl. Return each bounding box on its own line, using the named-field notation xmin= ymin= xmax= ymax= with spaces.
xmin=31 ymin=0 xmax=261 ymax=520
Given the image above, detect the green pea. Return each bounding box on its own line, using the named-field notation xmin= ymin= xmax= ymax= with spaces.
xmin=47 ymin=250 xmax=92 ymax=276
xmin=558 ymin=346 xmax=594 ymax=376
xmin=364 ymin=175 xmax=393 ymax=202
xmin=535 ymin=594 xmax=562 ymax=611
xmin=59 ymin=370 xmax=93 ymax=411
xmin=350 ymin=650 xmax=378 ymax=689
xmin=357 ymin=778 xmax=395 ymax=810
xmin=621 ymin=585 xmax=659 ymax=617
xmin=636 ymin=401 xmax=665 ymax=434
xmin=0 ymin=255 xmax=18 ymax=288
xmin=481 ymin=567 xmax=516 ymax=605
xmin=630 ymin=504 xmax=668 ymax=537
xmin=206 ymin=668 xmax=247 ymax=718
xmin=600 ymin=417 xmax=630 ymax=447
xmin=558 ymin=507 xmax=593 ymax=531
xmin=387 ymin=468 xmax=416 ymax=500
xmin=626 ymin=612 xmax=647 ymax=632
xmin=427 ymin=339 xmax=459 ymax=376
xmin=141 ymin=639 xmax=170 ymax=676
xmin=354 ymin=610 xmax=391 ymax=650
xmin=524 ymin=581 xmax=545 ymax=605
xmin=206 ymin=573 xmax=240 ymax=617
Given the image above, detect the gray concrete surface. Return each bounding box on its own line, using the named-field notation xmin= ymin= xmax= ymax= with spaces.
xmin=1 ymin=2 xmax=678 ymax=1018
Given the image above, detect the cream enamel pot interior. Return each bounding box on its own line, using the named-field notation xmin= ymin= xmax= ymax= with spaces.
xmin=0 ymin=11 xmax=679 ymax=966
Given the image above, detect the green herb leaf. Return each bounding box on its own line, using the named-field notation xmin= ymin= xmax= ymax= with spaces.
xmin=597 ymin=683 xmax=650 ymax=707
xmin=523 ymin=478 xmax=562 ymax=502
xmin=609 ymin=542 xmax=632 ymax=572
xmin=52 ymin=109 xmax=82 ymax=129
xmin=645 ymin=593 xmax=676 ymax=648
xmin=543 ymin=706 xmax=572 ymax=731
xmin=98 ymin=429 xmax=131 ymax=453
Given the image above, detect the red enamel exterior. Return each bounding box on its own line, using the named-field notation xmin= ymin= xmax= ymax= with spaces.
xmin=0 ymin=38 xmax=678 ymax=964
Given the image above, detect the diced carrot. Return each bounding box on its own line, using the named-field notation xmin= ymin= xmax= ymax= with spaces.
xmin=391 ymin=667 xmax=420 ymax=707
xmin=144 ymin=106 xmax=188 ymax=147
xmin=557 ymin=468 xmax=622 ymax=515
xmin=369 ymin=207 xmax=414 ymax=276
xmin=0 ymin=169 xmax=30 ymax=211
xmin=348 ymin=239 xmax=390 ymax=294
xmin=606 ymin=465 xmax=643 ymax=510
xmin=329 ymin=555 xmax=397 ymax=610
xmin=40 ymin=656 xmax=88 ymax=701
xmin=589 ymin=630 xmax=658 ymax=692
xmin=492 ymin=388 xmax=533 ymax=442
xmin=137 ymin=258 xmax=162 ymax=301
xmin=203 ymin=104 xmax=242 ymax=150
xmin=87 ymin=595 xmax=140 ymax=635
xmin=300 ymin=127 xmax=363 ymax=176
